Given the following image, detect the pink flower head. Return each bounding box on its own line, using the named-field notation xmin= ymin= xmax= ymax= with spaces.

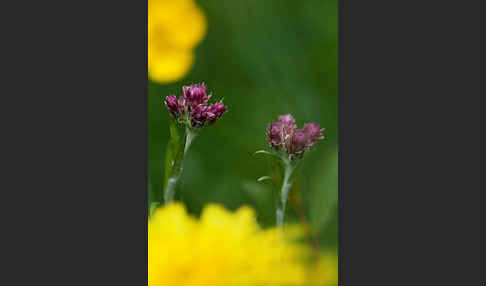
xmin=182 ymin=83 xmax=211 ymax=110
xmin=278 ymin=114 xmax=297 ymax=133
xmin=290 ymin=129 xmax=308 ymax=155
xmin=303 ymin=122 xmax=325 ymax=147
xmin=266 ymin=121 xmax=284 ymax=149
xmin=207 ymin=101 xmax=227 ymax=124
xmin=164 ymin=83 xmax=227 ymax=128
xmin=266 ymin=114 xmax=324 ymax=160
xmin=190 ymin=104 xmax=209 ymax=127
xmin=164 ymin=94 xmax=183 ymax=118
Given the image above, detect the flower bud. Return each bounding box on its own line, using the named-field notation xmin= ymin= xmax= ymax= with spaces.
xmin=266 ymin=122 xmax=284 ymax=149
xmin=278 ymin=114 xmax=297 ymax=133
xmin=207 ymin=101 xmax=227 ymax=124
xmin=290 ymin=129 xmax=308 ymax=156
xmin=303 ymin=122 xmax=325 ymax=147
xmin=164 ymin=94 xmax=183 ymax=118
xmin=182 ymin=83 xmax=211 ymax=110
xmin=190 ymin=104 xmax=209 ymax=127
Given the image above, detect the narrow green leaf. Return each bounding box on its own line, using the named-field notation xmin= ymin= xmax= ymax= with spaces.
xmin=149 ymin=202 xmax=160 ymax=217
xmin=257 ymin=176 xmax=273 ymax=182
xmin=309 ymin=147 xmax=339 ymax=234
xmin=254 ymin=150 xmax=278 ymax=157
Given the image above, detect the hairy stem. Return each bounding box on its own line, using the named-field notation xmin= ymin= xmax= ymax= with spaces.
xmin=276 ymin=162 xmax=295 ymax=228
xmin=184 ymin=128 xmax=197 ymax=154
xmin=164 ymin=128 xmax=197 ymax=204
xmin=164 ymin=176 xmax=179 ymax=204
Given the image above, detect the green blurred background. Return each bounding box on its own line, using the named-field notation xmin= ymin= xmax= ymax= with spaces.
xmin=149 ymin=0 xmax=337 ymax=249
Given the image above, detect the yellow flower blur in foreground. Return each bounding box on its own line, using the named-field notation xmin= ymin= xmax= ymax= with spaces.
xmin=148 ymin=203 xmax=312 ymax=286
xmin=310 ymin=252 xmax=338 ymax=286
xmin=148 ymin=0 xmax=207 ymax=83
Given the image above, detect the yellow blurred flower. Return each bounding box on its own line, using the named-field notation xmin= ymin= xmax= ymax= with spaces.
xmin=148 ymin=0 xmax=207 ymax=83
xmin=148 ymin=203 xmax=312 ymax=286
xmin=309 ymin=252 xmax=338 ymax=286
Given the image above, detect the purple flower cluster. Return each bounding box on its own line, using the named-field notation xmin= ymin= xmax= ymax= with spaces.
xmin=164 ymin=83 xmax=227 ymax=128
xmin=266 ymin=114 xmax=324 ymax=159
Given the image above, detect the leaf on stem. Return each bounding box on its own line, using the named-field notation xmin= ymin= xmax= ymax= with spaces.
xmin=308 ymin=147 xmax=339 ymax=235
xmin=257 ymin=176 xmax=273 ymax=182
xmin=253 ymin=150 xmax=279 ymax=158
xmin=149 ymin=202 xmax=160 ymax=217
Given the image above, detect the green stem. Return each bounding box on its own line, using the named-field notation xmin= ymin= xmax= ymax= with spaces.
xmin=163 ymin=174 xmax=179 ymax=204
xmin=184 ymin=128 xmax=197 ymax=154
xmin=164 ymin=127 xmax=197 ymax=204
xmin=276 ymin=161 xmax=295 ymax=228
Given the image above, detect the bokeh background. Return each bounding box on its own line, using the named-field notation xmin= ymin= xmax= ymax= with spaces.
xmin=149 ymin=0 xmax=337 ymax=251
